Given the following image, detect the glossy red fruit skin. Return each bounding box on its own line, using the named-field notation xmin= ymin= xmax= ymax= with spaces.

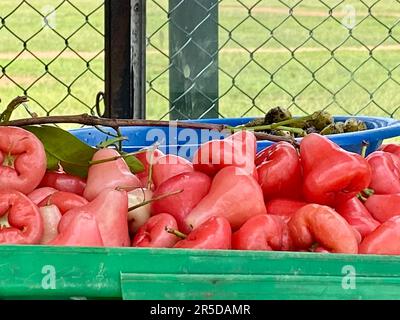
xmin=379 ymin=144 xmax=400 ymax=158
xmin=39 ymin=205 xmax=62 ymax=244
xmin=0 ymin=190 xmax=43 ymax=244
xmin=152 ymin=154 xmax=194 ymax=188
xmin=151 ymin=171 xmax=212 ymax=233
xmin=300 ymin=133 xmax=371 ymax=206
xmin=39 ymin=171 xmax=87 ymax=196
xmin=135 ymin=148 xmax=165 ymax=186
xmin=266 ymin=198 xmax=308 ymax=223
xmin=50 ymin=212 xmax=103 ymax=247
xmin=0 ymin=127 xmax=47 ymax=194
xmin=39 ymin=191 xmax=88 ymax=214
xmin=366 ymin=151 xmax=400 ymax=195
xmin=84 ymin=148 xmax=141 ymax=201
xmin=132 ymin=213 xmax=179 ymax=248
xmin=185 ymin=166 xmax=267 ymax=231
xmin=174 ymin=216 xmax=232 ymax=250
xmin=256 ymin=142 xmax=303 ymax=201
xmin=232 ymin=214 xmax=292 ymax=251
xmin=288 ymin=204 xmax=358 ymax=254
xmin=192 ymin=130 xmax=257 ymax=177
xmin=59 ymin=188 xmax=130 ymax=247
xmin=359 ymin=216 xmax=400 ymax=255
xmin=364 ymin=194 xmax=400 ymax=223
xmin=28 ymin=187 xmax=57 ymax=205
xmin=335 ymin=197 xmax=380 ymax=238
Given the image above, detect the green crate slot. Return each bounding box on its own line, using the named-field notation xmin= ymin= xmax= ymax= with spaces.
xmin=1 ymin=245 xmax=400 ymax=299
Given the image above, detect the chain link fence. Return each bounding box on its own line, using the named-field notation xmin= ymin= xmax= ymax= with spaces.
xmin=147 ymin=0 xmax=400 ymax=120
xmin=1 ymin=1 xmax=400 ymax=121
xmin=0 ymin=0 xmax=104 ymax=121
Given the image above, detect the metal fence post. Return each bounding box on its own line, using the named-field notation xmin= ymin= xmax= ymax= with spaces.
xmin=132 ymin=0 xmax=146 ymax=119
xmin=169 ymin=0 xmax=219 ymax=120
xmin=104 ymin=0 xmax=145 ymax=119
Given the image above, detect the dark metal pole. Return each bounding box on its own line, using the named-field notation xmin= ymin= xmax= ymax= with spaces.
xmin=131 ymin=0 xmax=146 ymax=119
xmin=104 ymin=0 xmax=146 ymax=119
xmin=169 ymin=0 xmax=219 ymax=120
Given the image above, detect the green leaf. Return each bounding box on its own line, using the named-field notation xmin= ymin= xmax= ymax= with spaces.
xmin=97 ymin=136 xmax=128 ymax=149
xmin=121 ymin=152 xmax=145 ymax=174
xmin=25 ymin=125 xmax=96 ymax=178
xmin=45 ymin=151 xmax=59 ymax=171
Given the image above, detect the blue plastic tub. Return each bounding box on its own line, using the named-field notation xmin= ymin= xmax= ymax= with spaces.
xmin=71 ymin=116 xmax=400 ymax=159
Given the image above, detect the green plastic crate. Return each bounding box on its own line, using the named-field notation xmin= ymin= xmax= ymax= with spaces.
xmin=1 ymin=245 xmax=399 ymax=300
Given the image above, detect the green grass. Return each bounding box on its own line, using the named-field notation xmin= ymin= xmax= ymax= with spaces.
xmin=147 ymin=0 xmax=400 ymax=120
xmin=1 ymin=0 xmax=400 ymax=126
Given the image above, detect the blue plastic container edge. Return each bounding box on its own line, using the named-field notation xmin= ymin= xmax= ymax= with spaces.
xmin=70 ymin=116 xmax=400 ymax=158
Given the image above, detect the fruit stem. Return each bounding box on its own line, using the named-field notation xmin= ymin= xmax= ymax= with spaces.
xmin=3 ymin=154 xmax=15 ymax=168
xmin=357 ymin=188 xmax=374 ymax=202
xmin=269 ymin=115 xmax=313 ymax=129
xmin=116 ymin=127 xmax=123 ymax=151
xmin=46 ymin=195 xmax=53 ymax=206
xmin=234 ymin=114 xmax=313 ymax=131
xmin=309 ymin=242 xmax=320 ymax=252
xmin=362 ymin=188 xmax=374 ymax=197
xmin=0 ymin=96 xmax=28 ymax=123
xmin=274 ymin=126 xmax=305 ymax=135
xmin=147 ymin=143 xmax=160 ymax=190
xmin=360 ymin=140 xmax=369 ymax=158
xmin=128 ymin=189 xmax=183 ymax=211
xmin=165 ymin=226 xmax=187 ymax=239
xmin=0 ymin=214 xmax=10 ymax=229
xmin=230 ymin=125 xmax=304 ymax=135
xmin=357 ymin=193 xmax=368 ymax=202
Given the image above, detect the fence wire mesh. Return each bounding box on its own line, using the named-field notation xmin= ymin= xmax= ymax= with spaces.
xmin=0 ymin=0 xmax=104 ymax=120
xmin=147 ymin=0 xmax=400 ymax=120
xmin=1 ymin=1 xmax=400 ymax=121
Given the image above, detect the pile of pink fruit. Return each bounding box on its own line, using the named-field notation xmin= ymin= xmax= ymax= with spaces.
xmin=1 ymin=126 xmax=400 ymax=255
